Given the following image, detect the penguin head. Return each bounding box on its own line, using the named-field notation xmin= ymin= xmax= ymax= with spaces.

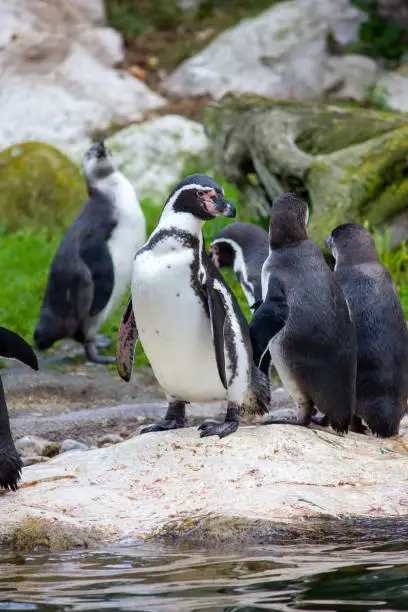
xmin=269 ymin=192 xmax=309 ymax=249
xmin=164 ymin=174 xmax=236 ymax=222
xmin=209 ymin=240 xmax=235 ymax=269
xmin=82 ymin=140 xmax=115 ymax=185
xmin=326 ymin=223 xmax=379 ymax=266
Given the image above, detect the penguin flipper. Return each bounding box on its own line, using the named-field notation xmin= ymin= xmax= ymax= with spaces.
xmin=204 ymin=281 xmax=228 ymax=390
xmin=249 ymin=283 xmax=288 ymax=373
xmin=79 ymin=234 xmax=114 ymax=316
xmin=0 ymin=327 xmax=39 ymax=371
xmin=116 ymin=297 xmax=139 ymax=382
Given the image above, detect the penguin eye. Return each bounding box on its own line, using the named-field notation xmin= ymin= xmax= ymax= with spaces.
xmin=197 ymin=190 xmax=206 ymax=198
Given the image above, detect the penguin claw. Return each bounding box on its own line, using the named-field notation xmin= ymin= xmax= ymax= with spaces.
xmin=198 ymin=420 xmax=238 ymax=439
xmin=140 ymin=420 xmax=186 ymax=434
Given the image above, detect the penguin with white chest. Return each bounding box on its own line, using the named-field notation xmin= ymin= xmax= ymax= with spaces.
xmin=34 ymin=141 xmax=146 ymax=363
xmin=327 ymin=223 xmax=408 ymax=437
xmin=116 ymin=174 xmax=270 ymax=438
xmin=209 ymin=222 xmax=269 ymax=312
xmin=0 ymin=326 xmax=38 ymax=490
xmin=249 ymin=192 xmax=357 ymax=433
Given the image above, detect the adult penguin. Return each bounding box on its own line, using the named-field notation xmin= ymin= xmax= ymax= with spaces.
xmin=34 ymin=140 xmax=146 ymax=363
xmin=249 ymin=192 xmax=357 ymax=433
xmin=0 ymin=327 xmax=38 ymax=490
xmin=116 ymin=174 xmax=270 ymax=439
xmin=327 ymin=223 xmax=408 ymax=437
xmin=209 ymin=222 xmax=269 ymax=312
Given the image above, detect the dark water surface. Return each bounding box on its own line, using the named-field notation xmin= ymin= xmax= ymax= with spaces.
xmin=1 ymin=540 xmax=408 ymax=611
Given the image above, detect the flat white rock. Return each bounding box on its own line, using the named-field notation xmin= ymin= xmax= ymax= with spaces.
xmin=2 ymin=422 xmax=408 ymax=547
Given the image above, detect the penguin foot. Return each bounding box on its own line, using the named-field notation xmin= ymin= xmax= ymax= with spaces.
xmin=310 ymin=414 xmax=330 ymax=427
xmin=140 ymin=419 xmax=186 ymax=434
xmin=95 ymin=334 xmax=112 ymax=349
xmin=140 ymin=400 xmax=186 ymax=434
xmin=0 ymin=450 xmax=22 ymax=492
xmin=198 ymin=419 xmax=238 ymax=438
xmin=350 ymin=415 xmax=369 ymax=435
xmin=84 ymin=341 xmax=115 ymax=364
xmin=198 ymin=403 xmax=240 ymax=439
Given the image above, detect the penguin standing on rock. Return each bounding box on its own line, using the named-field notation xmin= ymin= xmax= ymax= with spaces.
xmin=0 ymin=327 xmax=38 ymax=490
xmin=249 ymin=192 xmax=357 ymax=433
xmin=327 ymin=223 xmax=408 ymax=437
xmin=116 ymin=174 xmax=270 ymax=439
xmin=34 ymin=141 xmax=146 ymax=363
xmin=209 ymin=222 xmax=269 ymax=312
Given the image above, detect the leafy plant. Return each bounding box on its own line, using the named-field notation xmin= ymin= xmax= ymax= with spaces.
xmin=349 ymin=0 xmax=407 ymax=61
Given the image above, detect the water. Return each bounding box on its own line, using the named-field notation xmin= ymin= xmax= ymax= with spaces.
xmin=1 ymin=540 xmax=408 ymax=611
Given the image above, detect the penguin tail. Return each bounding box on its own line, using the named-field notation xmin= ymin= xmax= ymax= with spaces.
xmin=0 ymin=444 xmax=22 ymax=491
xmin=244 ymin=363 xmax=271 ymax=415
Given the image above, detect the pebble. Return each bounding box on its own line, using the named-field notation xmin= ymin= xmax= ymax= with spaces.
xmin=23 ymin=456 xmax=50 ymax=467
xmin=97 ymin=434 xmax=123 ymax=448
xmin=15 ymin=436 xmax=60 ymax=458
xmin=61 ymin=439 xmax=89 ymax=453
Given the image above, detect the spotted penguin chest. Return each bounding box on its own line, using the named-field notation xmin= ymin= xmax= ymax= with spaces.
xmin=132 ymin=246 xmax=226 ymax=402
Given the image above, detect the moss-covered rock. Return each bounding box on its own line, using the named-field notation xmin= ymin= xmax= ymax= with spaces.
xmin=204 ymin=93 xmax=408 ymax=246
xmin=0 ymin=142 xmax=86 ymax=232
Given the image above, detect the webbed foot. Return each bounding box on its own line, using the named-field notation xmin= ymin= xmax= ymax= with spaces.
xmin=95 ymin=334 xmax=112 ymax=349
xmin=141 ymin=419 xmax=186 ymax=434
xmin=140 ymin=401 xmax=186 ymax=435
xmin=85 ymin=341 xmax=115 ymax=364
xmin=198 ymin=419 xmax=238 ymax=438
xmin=198 ymin=403 xmax=240 ymax=439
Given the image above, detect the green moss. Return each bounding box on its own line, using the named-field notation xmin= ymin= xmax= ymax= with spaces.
xmin=12 ymin=517 xmax=101 ymax=552
xmin=0 ymin=142 xmax=86 ymax=233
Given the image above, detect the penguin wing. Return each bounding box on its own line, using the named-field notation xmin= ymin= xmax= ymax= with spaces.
xmin=116 ymin=296 xmax=139 ymax=382
xmin=249 ymin=280 xmax=288 ymax=372
xmin=0 ymin=327 xmax=39 ymax=371
xmin=79 ymin=233 xmax=114 ymax=316
xmin=204 ymin=280 xmax=228 ymax=389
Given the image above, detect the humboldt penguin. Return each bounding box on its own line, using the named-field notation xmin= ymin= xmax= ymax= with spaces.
xmin=249 ymin=192 xmax=357 ymax=433
xmin=327 ymin=223 xmax=408 ymax=437
xmin=116 ymin=174 xmax=270 ymax=438
xmin=0 ymin=327 xmax=38 ymax=490
xmin=209 ymin=222 xmax=269 ymax=312
xmin=34 ymin=141 xmax=146 ymax=363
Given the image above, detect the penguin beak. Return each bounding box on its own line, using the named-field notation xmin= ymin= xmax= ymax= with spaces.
xmin=96 ymin=140 xmax=106 ymax=159
xmin=325 ymin=236 xmax=334 ymax=250
xmin=211 ymin=195 xmax=236 ymax=218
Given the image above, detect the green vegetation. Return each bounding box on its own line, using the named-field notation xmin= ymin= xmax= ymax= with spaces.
xmin=371 ymin=225 xmax=408 ymax=314
xmin=349 ymin=0 xmax=408 ymax=61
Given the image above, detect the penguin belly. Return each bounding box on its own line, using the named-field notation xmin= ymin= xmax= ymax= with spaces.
xmin=90 ymin=192 xmax=146 ymax=334
xmin=132 ymin=248 xmax=226 ymax=402
xmin=268 ymin=332 xmax=308 ymax=404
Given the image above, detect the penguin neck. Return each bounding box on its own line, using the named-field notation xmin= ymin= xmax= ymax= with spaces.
xmin=88 ymin=171 xmax=130 ymax=202
xmin=157 ymin=206 xmax=205 ymax=238
xmin=334 ymin=250 xmax=379 ymax=271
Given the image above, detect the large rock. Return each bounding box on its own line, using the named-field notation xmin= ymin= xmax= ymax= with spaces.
xmin=0 ymin=0 xmax=165 ymax=155
xmin=106 ymin=115 xmax=210 ymax=202
xmin=1 ymin=424 xmax=408 ymax=550
xmin=165 ymin=0 xmax=365 ymax=99
xmin=0 ymin=141 xmax=86 ymax=231
xmin=204 ymin=93 xmax=408 ymax=247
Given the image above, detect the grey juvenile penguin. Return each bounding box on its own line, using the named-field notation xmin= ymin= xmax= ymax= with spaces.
xmin=116 ymin=174 xmax=270 ymax=439
xmin=34 ymin=141 xmax=146 ymax=363
xmin=327 ymin=223 xmax=408 ymax=437
xmin=209 ymin=222 xmax=269 ymax=312
xmin=0 ymin=327 xmax=38 ymax=490
xmin=249 ymin=192 xmax=357 ymax=433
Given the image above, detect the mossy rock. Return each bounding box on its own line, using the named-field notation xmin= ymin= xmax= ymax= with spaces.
xmin=0 ymin=142 xmax=86 ymax=232
xmin=204 ymin=93 xmax=408 ymax=246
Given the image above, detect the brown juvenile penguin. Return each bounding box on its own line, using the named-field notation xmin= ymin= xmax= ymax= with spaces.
xmin=249 ymin=192 xmax=357 ymax=433
xmin=327 ymin=223 xmax=408 ymax=437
